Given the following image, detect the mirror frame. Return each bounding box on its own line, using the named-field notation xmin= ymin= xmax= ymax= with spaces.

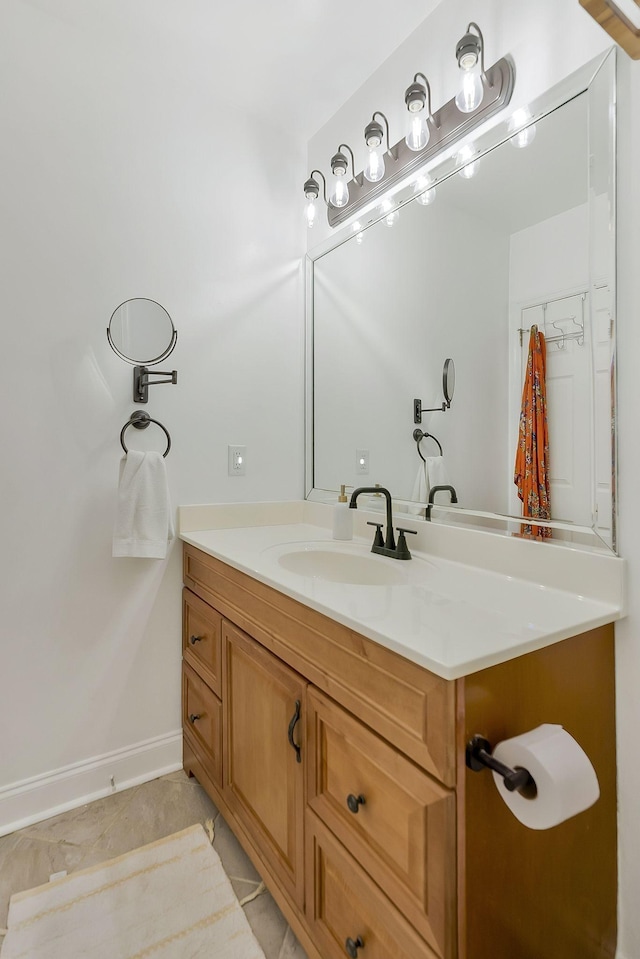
xmin=107 ymin=297 xmax=177 ymax=367
xmin=305 ymin=49 xmax=617 ymax=552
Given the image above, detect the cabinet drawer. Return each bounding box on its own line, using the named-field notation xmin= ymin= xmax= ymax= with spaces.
xmin=183 ymin=588 xmax=222 ymax=695
xmin=182 ymin=661 xmax=222 ymax=785
xmin=307 ymin=689 xmax=455 ymax=957
xmin=306 ymin=812 xmax=439 ymax=959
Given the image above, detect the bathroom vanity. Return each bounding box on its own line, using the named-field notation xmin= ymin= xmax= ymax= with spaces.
xmin=179 ymin=502 xmax=623 ymax=959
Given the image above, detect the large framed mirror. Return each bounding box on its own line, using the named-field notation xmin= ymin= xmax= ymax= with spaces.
xmin=306 ymin=49 xmax=616 ymax=552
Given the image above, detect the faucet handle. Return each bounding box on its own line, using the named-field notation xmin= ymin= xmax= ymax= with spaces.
xmin=395 ymin=527 xmax=417 ymax=560
xmin=366 ymin=521 xmax=385 ymax=549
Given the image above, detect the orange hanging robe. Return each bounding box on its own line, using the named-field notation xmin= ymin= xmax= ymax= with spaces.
xmin=514 ymin=325 xmax=551 ymax=538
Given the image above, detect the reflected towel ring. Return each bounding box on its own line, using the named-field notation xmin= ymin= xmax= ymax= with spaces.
xmin=120 ymin=411 xmax=171 ymax=458
xmin=413 ymin=428 xmax=443 ymax=461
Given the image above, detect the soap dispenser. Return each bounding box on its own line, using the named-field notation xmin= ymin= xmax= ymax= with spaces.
xmin=332 ymin=485 xmax=353 ymax=541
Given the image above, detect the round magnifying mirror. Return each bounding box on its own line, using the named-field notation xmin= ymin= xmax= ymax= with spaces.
xmin=443 ymin=357 xmax=455 ymax=408
xmin=107 ymin=298 xmax=177 ymax=366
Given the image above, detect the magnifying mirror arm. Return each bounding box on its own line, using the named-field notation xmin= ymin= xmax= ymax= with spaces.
xmin=134 ymin=365 xmax=178 ymax=404
xmin=413 ymin=398 xmax=449 ymax=423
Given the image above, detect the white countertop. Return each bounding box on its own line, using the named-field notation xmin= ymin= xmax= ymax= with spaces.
xmin=179 ymin=501 xmax=625 ymax=681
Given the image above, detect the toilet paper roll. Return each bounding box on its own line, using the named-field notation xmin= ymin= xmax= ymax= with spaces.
xmin=492 ymin=724 xmax=599 ymax=830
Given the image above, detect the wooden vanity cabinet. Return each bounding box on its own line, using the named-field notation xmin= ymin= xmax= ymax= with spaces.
xmin=182 ymin=543 xmax=617 ymax=959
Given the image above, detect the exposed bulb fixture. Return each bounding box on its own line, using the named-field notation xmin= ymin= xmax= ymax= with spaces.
xmin=303 ymin=170 xmax=327 ymax=229
xmin=457 ymin=143 xmax=479 ymax=179
xmin=455 ymin=23 xmax=485 ymax=114
xmin=379 ymin=198 xmax=399 ymax=227
xmin=508 ymin=108 xmax=537 ymax=148
xmin=404 ymin=73 xmax=434 ymax=152
xmin=329 ymin=145 xmax=354 ymax=207
xmin=415 ymin=174 xmax=436 ymax=205
xmin=364 ymin=112 xmax=389 ymax=183
xmin=307 ymin=21 xmax=515 ymax=229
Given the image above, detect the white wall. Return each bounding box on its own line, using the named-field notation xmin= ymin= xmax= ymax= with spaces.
xmin=0 ymin=2 xmax=304 ymax=825
xmin=509 ymin=205 xmax=589 ymax=305
xmin=307 ymin=2 xmax=640 ymax=956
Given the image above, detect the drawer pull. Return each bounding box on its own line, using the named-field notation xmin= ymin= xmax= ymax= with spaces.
xmin=346 ymin=793 xmax=366 ymax=814
xmin=189 ymin=713 xmax=201 ymax=724
xmin=287 ymin=699 xmax=302 ymax=764
xmin=345 ymin=936 xmax=364 ymax=957
xmin=189 ymin=635 xmax=203 ymax=645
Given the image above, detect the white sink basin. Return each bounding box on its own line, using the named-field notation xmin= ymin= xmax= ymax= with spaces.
xmin=265 ymin=543 xmax=408 ymax=586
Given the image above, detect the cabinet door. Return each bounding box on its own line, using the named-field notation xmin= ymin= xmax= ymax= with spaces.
xmin=223 ymin=619 xmax=306 ymax=908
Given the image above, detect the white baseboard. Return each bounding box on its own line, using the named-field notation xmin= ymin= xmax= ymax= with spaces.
xmin=0 ymin=731 xmax=183 ymax=837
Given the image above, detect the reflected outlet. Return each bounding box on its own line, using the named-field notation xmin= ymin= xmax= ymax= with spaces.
xmin=356 ymin=448 xmax=369 ymax=474
xmin=228 ymin=445 xmax=246 ymax=476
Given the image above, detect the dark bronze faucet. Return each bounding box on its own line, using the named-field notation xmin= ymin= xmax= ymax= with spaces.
xmin=349 ymin=486 xmax=416 ymax=560
xmin=425 ymin=484 xmax=458 ymax=520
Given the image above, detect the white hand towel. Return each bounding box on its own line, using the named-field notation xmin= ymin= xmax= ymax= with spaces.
xmin=408 ymin=462 xmax=429 ymax=516
xmin=112 ymin=451 xmax=175 ymax=559
xmin=425 ymin=455 xmax=450 ymax=490
xmin=408 ymin=456 xmax=451 ymax=516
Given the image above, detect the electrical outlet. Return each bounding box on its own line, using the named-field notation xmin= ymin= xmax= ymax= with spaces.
xmin=228 ymin=445 xmax=246 ymax=476
xmin=356 ymin=448 xmax=369 ymax=474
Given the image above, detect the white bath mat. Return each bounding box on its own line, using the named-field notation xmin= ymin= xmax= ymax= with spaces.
xmin=0 ymin=824 xmax=266 ymax=959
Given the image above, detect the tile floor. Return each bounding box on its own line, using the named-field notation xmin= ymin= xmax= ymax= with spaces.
xmin=0 ymin=770 xmax=308 ymax=959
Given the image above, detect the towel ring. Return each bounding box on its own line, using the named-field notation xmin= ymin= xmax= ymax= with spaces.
xmin=120 ymin=411 xmax=171 ymax=458
xmin=413 ymin=428 xmax=443 ymax=461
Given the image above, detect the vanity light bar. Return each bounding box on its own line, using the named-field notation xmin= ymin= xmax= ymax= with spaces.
xmin=327 ymin=55 xmax=514 ymax=228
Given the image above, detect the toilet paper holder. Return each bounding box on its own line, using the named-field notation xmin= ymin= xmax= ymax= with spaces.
xmin=466 ymin=734 xmax=535 ymax=794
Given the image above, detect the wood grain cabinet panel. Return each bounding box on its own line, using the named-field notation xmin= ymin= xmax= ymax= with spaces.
xmin=183 ymin=543 xmax=456 ymax=785
xmin=305 ymin=812 xmax=439 ymax=959
xmin=222 ymin=619 xmax=307 ymax=909
xmin=182 ymin=587 xmax=222 ymax=694
xmin=182 ymin=660 xmax=222 ymax=785
xmin=307 ymin=688 xmax=456 ymax=957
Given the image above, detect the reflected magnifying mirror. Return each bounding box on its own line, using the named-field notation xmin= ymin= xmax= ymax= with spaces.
xmin=443 ymin=358 xmax=455 ymax=408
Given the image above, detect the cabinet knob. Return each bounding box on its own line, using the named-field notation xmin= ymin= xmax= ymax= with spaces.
xmin=346 ymin=793 xmax=366 ymax=814
xmin=189 ymin=635 xmax=202 ymax=645
xmin=345 ymin=936 xmax=364 ymax=957
xmin=189 ymin=713 xmax=201 ymax=724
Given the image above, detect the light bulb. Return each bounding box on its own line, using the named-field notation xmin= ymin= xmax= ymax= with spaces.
xmin=330 ymin=176 xmax=349 ymax=208
xmin=455 ymin=62 xmax=483 ymax=113
xmin=379 ymin=198 xmax=398 ymax=227
xmin=305 ymin=198 xmax=316 ymax=228
xmin=355 ymin=231 xmax=364 ymax=245
xmin=405 ymin=109 xmax=429 ymax=152
xmin=415 ymin=175 xmax=436 ymax=205
xmin=511 ymin=126 xmax=536 ymax=148
xmin=508 ymin=109 xmax=537 ymax=149
xmin=364 ymin=144 xmax=385 ymax=182
xmin=457 ymin=144 xmax=479 ymax=179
